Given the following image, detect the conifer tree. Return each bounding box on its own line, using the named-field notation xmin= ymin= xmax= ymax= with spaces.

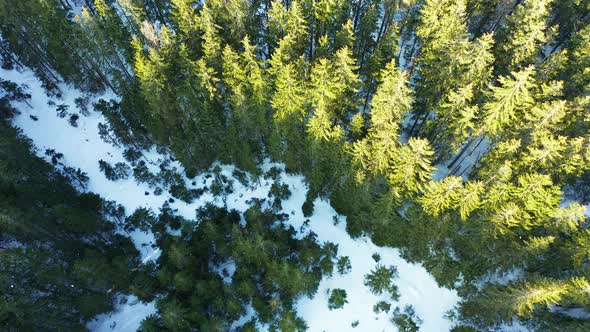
xmin=222 ymin=37 xmax=270 ymax=171
xmin=308 ymin=47 xmax=359 ymax=141
xmin=481 ymin=66 xmax=536 ymax=137
xmin=76 ymin=2 xmax=134 ymax=91
xmin=269 ymin=61 xmax=308 ymax=171
xmin=199 ymin=3 xmax=223 ymax=70
xmin=419 ymin=176 xmax=464 ymax=217
xmin=352 ymin=60 xmax=413 ymax=181
xmin=268 ymin=0 xmax=308 ymax=66
xmin=0 ymin=115 xmax=140 ymax=331
xmin=170 ymin=0 xmax=201 ymax=45
xmin=495 ymin=0 xmax=555 ymax=74
xmin=410 ymin=0 xmax=470 ymax=136
xmin=462 ymin=277 xmax=570 ymax=323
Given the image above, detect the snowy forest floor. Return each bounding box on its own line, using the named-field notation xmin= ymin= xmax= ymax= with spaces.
xmin=3 ymin=65 xmax=537 ymax=331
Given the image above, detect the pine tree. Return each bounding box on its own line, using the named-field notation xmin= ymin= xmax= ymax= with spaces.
xmin=307 ymin=47 xmax=359 ymax=141
xmin=222 ymin=37 xmax=270 ymax=171
xmin=76 ymin=2 xmax=134 ymax=91
xmin=132 ymin=34 xmax=177 ymax=140
xmin=513 ymin=173 xmax=561 ymax=220
xmin=481 ymin=66 xmax=536 ymax=137
xmin=524 ymin=236 xmax=556 ymax=256
xmin=463 ymin=278 xmax=570 ymax=323
xmin=410 ymin=0 xmax=471 ymax=136
xmin=308 ymin=58 xmax=342 ymax=142
xmin=564 ymin=277 xmax=590 ymax=307
xmin=422 ymin=32 xmax=494 ymax=160
xmin=519 ymin=132 xmax=567 ymax=170
xmin=418 ymin=176 xmax=484 ymax=220
xmin=0 ymin=0 xmax=110 ymax=91
xmin=552 ymin=203 xmax=586 ymax=235
xmin=268 ymin=0 xmax=308 ymax=66
xmin=495 ymin=0 xmax=555 ymax=74
xmin=353 ymin=60 xmax=434 ymax=201
xmin=269 ymin=61 xmax=308 ymax=170
xmin=570 ymin=230 xmax=590 ymax=269
xmin=364 ymin=265 xmax=400 ymax=299
xmin=0 ymin=117 xmax=140 ymax=331
xmin=419 ymin=176 xmax=464 ymax=217
xmin=352 ymin=60 xmax=412 ymax=180
xmin=118 ymin=0 xmax=148 ymax=37
xmin=3 ymin=1 xmax=590 ymax=329
xmin=466 ymin=0 xmax=502 ymax=35
xmin=199 ymin=3 xmax=223 ymax=70
xmin=170 ymin=0 xmax=201 ymax=42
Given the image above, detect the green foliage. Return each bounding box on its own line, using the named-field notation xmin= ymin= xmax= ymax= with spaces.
xmin=414 ymin=0 xmax=471 ymax=115
xmin=570 ymin=230 xmax=590 ymax=269
xmin=391 ymin=305 xmax=423 ymax=332
xmin=373 ymin=300 xmax=391 ymax=314
xmin=126 ymin=207 xmax=157 ymax=233
xmin=268 ymin=181 xmax=292 ymax=210
xmin=328 ymin=288 xmax=348 ymax=310
xmin=337 ymin=256 xmax=352 ymax=275
xmin=482 ymin=66 xmax=536 ymax=136
xmin=364 ymin=265 xmax=400 ymax=299
xmin=372 ymin=253 xmax=381 ymax=262
xmin=209 ymin=166 xmax=234 ymax=197
xmin=461 ymin=277 xmax=569 ymax=325
xmin=143 ymin=204 xmax=337 ymax=329
xmin=98 ymin=159 xmax=131 ymax=181
xmin=450 ymin=326 xmax=477 ymax=332
xmin=495 ymin=0 xmax=555 ymax=72
xmin=302 ymin=192 xmax=315 ymax=217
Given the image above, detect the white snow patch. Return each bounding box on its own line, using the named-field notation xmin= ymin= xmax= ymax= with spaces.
xmin=496 ymin=318 xmax=531 ymax=332
xmin=86 ymin=295 xmax=156 ymax=332
xmin=279 ymin=174 xmax=459 ymax=331
xmin=433 ymin=137 xmax=491 ymax=181
xmin=550 ymin=305 xmax=590 ymax=319
xmin=474 ymin=268 xmax=525 ymax=290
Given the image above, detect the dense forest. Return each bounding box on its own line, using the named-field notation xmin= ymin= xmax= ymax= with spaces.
xmin=1 ymin=0 xmax=590 ymax=331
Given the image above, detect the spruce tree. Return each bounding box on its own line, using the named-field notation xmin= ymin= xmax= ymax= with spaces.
xmin=495 ymin=0 xmax=555 ymax=74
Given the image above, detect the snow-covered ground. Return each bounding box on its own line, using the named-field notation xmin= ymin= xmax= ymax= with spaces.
xmin=3 ymin=66 xmax=461 ymax=331
xmin=87 ymin=296 xmax=156 ymax=332
xmin=433 ymin=137 xmax=491 ymax=182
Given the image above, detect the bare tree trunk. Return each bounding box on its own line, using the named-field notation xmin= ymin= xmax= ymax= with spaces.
xmin=150 ymin=0 xmax=167 ymax=26
xmin=0 ymin=42 xmax=24 ymax=68
xmin=490 ymin=0 xmax=523 ymax=33
xmin=447 ymin=136 xmax=476 ymax=169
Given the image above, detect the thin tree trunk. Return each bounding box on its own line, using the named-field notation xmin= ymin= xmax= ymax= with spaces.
xmin=352 ymin=0 xmax=363 ymax=33
xmin=93 ymin=15 xmax=135 ymax=83
xmin=413 ymin=111 xmax=430 ymax=136
xmin=14 ymin=18 xmax=64 ymax=88
xmin=490 ymin=0 xmax=523 ymax=33
xmin=469 ymin=135 xmax=487 ymax=156
xmin=448 ymin=136 xmax=476 ymax=169
xmin=150 ymin=0 xmax=167 ymax=26
xmin=449 ymin=135 xmax=488 ymax=176
xmin=0 ymin=42 xmax=24 ymax=68
xmin=84 ymin=0 xmax=97 ymax=15
xmin=14 ymin=29 xmax=62 ymax=91
xmin=407 ymin=111 xmax=421 ymax=137
xmin=375 ymin=11 xmax=391 ymax=45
